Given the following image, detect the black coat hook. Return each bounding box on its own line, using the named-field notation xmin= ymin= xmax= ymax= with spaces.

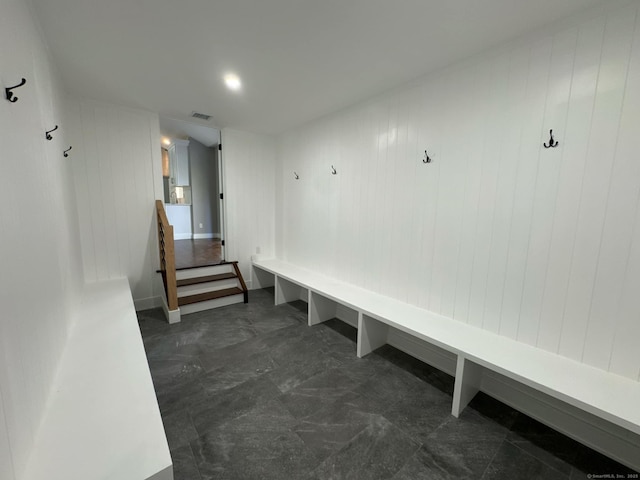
xmin=293 ymin=171 xmax=299 ymax=180
xmin=544 ymin=129 xmax=559 ymax=148
xmin=423 ymin=150 xmax=432 ymax=163
xmin=45 ymin=125 xmax=59 ymax=140
xmin=5 ymin=78 xmax=26 ymax=103
xmin=331 ymin=165 xmax=337 ymax=175
xmin=63 ymin=146 xmax=72 ymax=157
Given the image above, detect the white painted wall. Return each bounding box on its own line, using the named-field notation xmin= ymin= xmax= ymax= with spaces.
xmin=222 ymin=129 xmax=276 ymax=287
xmin=277 ymin=2 xmax=640 ymax=381
xmin=65 ymin=97 xmax=165 ymax=309
xmin=0 ymin=0 xmax=84 ymax=478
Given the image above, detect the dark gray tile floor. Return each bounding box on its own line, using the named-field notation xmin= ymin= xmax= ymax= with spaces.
xmin=138 ymin=288 xmax=638 ymax=480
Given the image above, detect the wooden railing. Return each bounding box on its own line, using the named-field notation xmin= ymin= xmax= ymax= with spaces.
xmin=232 ymin=262 xmax=249 ymax=304
xmin=156 ymin=200 xmax=178 ymax=310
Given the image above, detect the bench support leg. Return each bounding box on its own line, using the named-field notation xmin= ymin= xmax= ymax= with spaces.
xmin=308 ymin=292 xmax=337 ymax=326
xmin=452 ymin=356 xmax=483 ymax=417
xmin=357 ymin=314 xmax=388 ymax=358
xmin=275 ymin=276 xmax=301 ymax=305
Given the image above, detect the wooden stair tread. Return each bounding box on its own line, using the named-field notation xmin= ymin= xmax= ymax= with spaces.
xmin=178 ymin=287 xmax=244 ymax=306
xmin=176 ymin=260 xmax=238 ymax=272
xmin=177 ymin=272 xmax=237 ymax=287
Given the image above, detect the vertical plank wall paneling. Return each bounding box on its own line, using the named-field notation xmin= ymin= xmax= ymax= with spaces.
xmin=560 ymin=7 xmax=636 ymax=365
xmin=499 ymin=35 xmax=554 ymax=341
xmin=608 ymin=5 xmax=640 ymax=380
xmin=277 ymin=2 xmax=640 ymax=380
xmin=0 ymin=0 xmax=84 ymax=477
xmin=67 ymin=98 xmax=164 ymax=307
xmin=222 ymin=129 xmax=276 ymax=286
xmin=579 ymin=9 xmax=638 ymax=370
xmin=518 ymin=27 xmax=577 ymax=346
xmin=482 ymin=43 xmax=530 ymax=336
xmin=465 ymin=53 xmax=508 ymax=331
xmin=538 ymin=15 xmax=606 ymax=354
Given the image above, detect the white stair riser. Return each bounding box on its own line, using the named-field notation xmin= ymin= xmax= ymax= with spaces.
xmin=180 ymin=294 xmax=244 ymax=315
xmin=176 ymin=264 xmax=234 ymax=280
xmin=177 ymin=279 xmax=239 ymax=297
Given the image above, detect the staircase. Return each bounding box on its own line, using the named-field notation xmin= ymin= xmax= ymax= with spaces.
xmin=176 ymin=261 xmax=248 ymax=314
xmin=156 ymin=200 xmax=248 ymax=321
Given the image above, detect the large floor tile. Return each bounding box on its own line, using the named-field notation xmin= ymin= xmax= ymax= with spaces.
xmin=352 ymin=360 xmax=427 ymax=407
xmin=191 ymin=400 xmax=322 ymax=480
xmin=199 ymin=350 xmax=276 ymax=395
xmin=162 ymin=408 xmax=199 ymax=451
xmin=383 ymin=380 xmax=453 ymax=445
xmin=481 ymin=441 xmax=568 ymax=480
xmin=292 ymin=392 xmax=387 ymax=461
xmin=190 ymin=375 xmax=281 ymax=435
xmin=506 ymin=414 xmax=578 ymax=476
xmin=137 ymin=307 xmax=172 ymax=338
xmin=278 ymin=367 xmax=356 ymax=413
xmin=267 ymin=349 xmax=344 ymax=394
xmin=414 ymin=408 xmax=511 ymax=479
xmin=170 ymin=444 xmax=202 ymax=480
xmin=156 ymin=372 xmax=207 ymax=416
xmin=391 ymin=449 xmax=452 ymax=480
xmin=138 ymin=288 xmax=637 ymax=480
xmin=198 ymin=321 xmax=313 ymax=372
xmin=309 ymin=416 xmax=420 ymax=480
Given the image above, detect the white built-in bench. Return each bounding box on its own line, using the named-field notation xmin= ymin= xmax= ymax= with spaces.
xmin=253 ymin=258 xmax=640 ymax=471
xmin=24 ymin=278 xmax=172 ymax=480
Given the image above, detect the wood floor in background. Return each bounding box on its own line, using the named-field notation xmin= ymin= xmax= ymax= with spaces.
xmin=174 ymin=239 xmax=223 ymax=269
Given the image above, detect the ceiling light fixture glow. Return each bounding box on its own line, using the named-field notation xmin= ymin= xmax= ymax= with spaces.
xmin=162 ymin=137 xmax=171 ymax=146
xmin=224 ymin=73 xmax=242 ymax=91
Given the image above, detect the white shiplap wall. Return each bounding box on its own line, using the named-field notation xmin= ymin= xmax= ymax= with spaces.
xmin=277 ymin=2 xmax=640 ymax=381
xmin=66 ymin=98 xmax=164 ymax=308
xmin=222 ymin=129 xmax=276 ymax=287
xmin=0 ymin=0 xmax=83 ymax=478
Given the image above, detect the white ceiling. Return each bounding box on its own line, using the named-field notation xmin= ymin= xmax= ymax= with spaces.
xmin=159 ymin=117 xmax=220 ymax=148
xmin=31 ymin=0 xmax=607 ymax=135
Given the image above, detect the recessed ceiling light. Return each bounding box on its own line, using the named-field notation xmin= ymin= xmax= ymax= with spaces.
xmin=162 ymin=137 xmax=171 ymax=146
xmin=224 ymin=73 xmax=242 ymax=91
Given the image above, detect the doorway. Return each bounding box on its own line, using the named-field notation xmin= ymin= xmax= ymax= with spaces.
xmin=159 ymin=116 xmax=225 ymax=267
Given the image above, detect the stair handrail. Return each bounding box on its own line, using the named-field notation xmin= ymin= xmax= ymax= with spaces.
xmin=155 ymin=200 xmax=178 ymax=310
xmin=232 ymin=262 xmax=249 ymax=304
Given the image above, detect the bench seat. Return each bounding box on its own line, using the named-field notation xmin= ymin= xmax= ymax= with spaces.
xmin=253 ymin=257 xmax=640 ymax=468
xmin=24 ymin=278 xmax=172 ymax=480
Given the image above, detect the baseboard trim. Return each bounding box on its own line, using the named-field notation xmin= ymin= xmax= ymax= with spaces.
xmin=174 ymin=233 xmax=191 ymax=240
xmin=333 ymin=312 xmax=640 ymax=472
xmin=159 ymin=292 xmax=180 ymax=324
xmin=192 ymin=233 xmax=220 ymax=239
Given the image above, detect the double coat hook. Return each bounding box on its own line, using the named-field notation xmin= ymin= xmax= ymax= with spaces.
xmin=544 ymin=129 xmax=559 ymax=148
xmin=5 ymin=78 xmax=26 ymax=103
xmin=63 ymin=146 xmax=72 ymax=157
xmin=293 ymin=171 xmax=299 ymax=180
xmin=331 ymin=165 xmax=337 ymax=175
xmin=423 ymin=150 xmax=432 ymax=163
xmin=46 ymin=125 xmax=59 ymax=140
